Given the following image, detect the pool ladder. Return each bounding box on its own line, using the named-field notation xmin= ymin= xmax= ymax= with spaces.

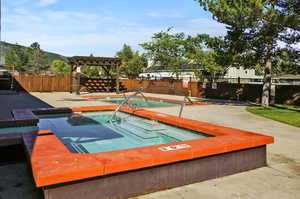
xmin=109 ymin=86 xmax=193 ymax=125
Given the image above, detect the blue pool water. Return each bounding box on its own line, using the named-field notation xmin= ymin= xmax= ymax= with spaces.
xmin=94 ymin=97 xmax=182 ymax=108
xmin=37 ymin=111 xmax=208 ymax=153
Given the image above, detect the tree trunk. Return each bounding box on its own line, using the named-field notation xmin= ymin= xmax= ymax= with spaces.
xmin=261 ymin=59 xmax=272 ymax=107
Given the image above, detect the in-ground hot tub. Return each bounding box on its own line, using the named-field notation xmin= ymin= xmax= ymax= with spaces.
xmin=0 ymin=105 xmax=274 ymax=199
xmin=37 ymin=111 xmax=209 ymax=154
xmin=82 ymin=94 xmax=207 ymax=108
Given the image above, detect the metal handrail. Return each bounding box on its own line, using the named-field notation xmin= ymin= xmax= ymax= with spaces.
xmin=109 ymin=86 xmax=193 ymax=124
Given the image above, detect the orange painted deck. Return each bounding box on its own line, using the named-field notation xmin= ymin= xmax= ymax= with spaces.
xmin=81 ymin=94 xmax=209 ymax=106
xmin=29 ymin=106 xmax=274 ymax=187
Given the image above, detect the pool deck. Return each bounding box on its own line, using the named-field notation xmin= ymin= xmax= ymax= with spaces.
xmin=1 ymin=92 xmax=299 ymax=199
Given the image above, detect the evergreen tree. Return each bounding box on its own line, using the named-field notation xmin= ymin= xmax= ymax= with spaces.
xmin=195 ymin=0 xmax=300 ymax=106
xmin=28 ymin=42 xmax=49 ymax=72
xmin=5 ymin=43 xmax=30 ymax=71
xmin=116 ymin=44 xmax=148 ymax=78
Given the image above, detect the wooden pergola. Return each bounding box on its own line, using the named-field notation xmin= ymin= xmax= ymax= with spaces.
xmin=68 ymin=56 xmax=122 ymax=94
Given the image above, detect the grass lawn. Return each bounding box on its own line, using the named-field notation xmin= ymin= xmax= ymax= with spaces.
xmin=247 ymin=105 xmax=300 ymax=128
xmin=273 ymin=104 xmax=300 ymax=111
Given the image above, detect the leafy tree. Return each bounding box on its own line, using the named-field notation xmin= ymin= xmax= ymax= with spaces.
xmin=141 ymin=29 xmax=226 ymax=80
xmin=51 ymin=60 xmax=70 ymax=73
xmin=123 ymin=54 xmax=148 ymax=79
xmin=81 ymin=66 xmax=103 ymax=77
xmin=200 ymin=50 xmax=225 ymax=81
xmin=141 ymin=30 xmax=195 ymax=78
xmin=116 ymin=44 xmax=148 ymax=78
xmin=195 ymin=0 xmax=300 ymax=106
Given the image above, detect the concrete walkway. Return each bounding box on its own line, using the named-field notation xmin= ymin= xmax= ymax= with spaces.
xmin=2 ymin=92 xmax=299 ymax=199
xmin=140 ymin=104 xmax=300 ymax=199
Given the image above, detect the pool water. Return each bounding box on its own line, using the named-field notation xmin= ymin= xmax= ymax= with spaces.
xmin=0 ymin=126 xmax=38 ymax=135
xmin=94 ymin=97 xmax=182 ymax=108
xmin=37 ymin=111 xmax=208 ymax=154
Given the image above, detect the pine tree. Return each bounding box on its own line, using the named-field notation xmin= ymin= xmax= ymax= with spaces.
xmin=28 ymin=42 xmax=49 ymax=72
xmin=5 ymin=43 xmax=30 ymax=71
xmin=196 ymin=0 xmax=300 ymax=106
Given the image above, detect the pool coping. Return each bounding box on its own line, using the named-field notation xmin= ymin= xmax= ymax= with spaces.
xmin=8 ymin=105 xmax=272 ymax=187
xmin=81 ymin=94 xmax=208 ymax=107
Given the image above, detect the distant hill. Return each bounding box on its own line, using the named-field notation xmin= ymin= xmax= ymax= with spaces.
xmin=1 ymin=41 xmax=68 ymax=64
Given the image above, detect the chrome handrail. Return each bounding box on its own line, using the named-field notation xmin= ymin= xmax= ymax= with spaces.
xmin=109 ymin=86 xmax=193 ymax=124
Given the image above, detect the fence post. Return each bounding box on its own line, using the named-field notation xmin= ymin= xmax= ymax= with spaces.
xmin=76 ymin=74 xmax=81 ymax=95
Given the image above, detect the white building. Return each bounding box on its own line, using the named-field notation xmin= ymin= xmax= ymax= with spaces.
xmin=139 ymin=67 xmax=262 ymax=80
xmin=224 ymin=67 xmax=262 ymax=79
xmin=139 ymin=71 xmax=196 ymax=80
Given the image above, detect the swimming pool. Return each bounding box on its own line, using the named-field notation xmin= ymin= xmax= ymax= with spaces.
xmin=37 ymin=111 xmax=208 ymax=153
xmin=0 ymin=106 xmax=274 ymax=199
xmin=82 ymin=95 xmax=207 ymax=108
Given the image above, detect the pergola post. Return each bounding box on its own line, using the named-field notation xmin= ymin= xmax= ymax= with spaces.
xmin=69 ymin=65 xmax=74 ymax=93
xmin=116 ymin=63 xmax=120 ymax=94
xmin=76 ymin=72 xmax=81 ymax=95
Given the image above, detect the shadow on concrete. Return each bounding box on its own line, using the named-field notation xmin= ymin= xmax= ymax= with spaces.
xmin=193 ymin=98 xmax=256 ymax=106
xmin=0 ymin=89 xmax=51 ymax=198
xmin=0 ymin=92 xmax=53 ymax=120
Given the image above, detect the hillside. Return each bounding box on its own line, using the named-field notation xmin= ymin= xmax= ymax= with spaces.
xmin=1 ymin=41 xmax=68 ymax=64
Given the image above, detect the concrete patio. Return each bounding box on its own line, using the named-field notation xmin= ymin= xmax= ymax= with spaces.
xmin=0 ymin=91 xmax=299 ymax=199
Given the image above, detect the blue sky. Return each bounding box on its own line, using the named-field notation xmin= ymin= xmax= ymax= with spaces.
xmin=3 ymin=0 xmax=226 ymax=57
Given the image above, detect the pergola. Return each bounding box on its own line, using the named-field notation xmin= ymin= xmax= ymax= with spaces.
xmin=68 ymin=56 xmax=122 ymax=94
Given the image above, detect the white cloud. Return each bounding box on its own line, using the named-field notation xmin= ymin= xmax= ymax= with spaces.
xmin=146 ymin=10 xmax=183 ymax=18
xmin=184 ymin=18 xmax=227 ymax=36
xmin=2 ymin=5 xmax=227 ymax=57
xmin=37 ymin=0 xmax=59 ymax=7
xmin=2 ymin=7 xmax=162 ymax=56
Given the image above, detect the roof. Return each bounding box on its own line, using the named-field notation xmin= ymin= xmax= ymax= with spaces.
xmin=273 ymin=74 xmax=300 ymax=79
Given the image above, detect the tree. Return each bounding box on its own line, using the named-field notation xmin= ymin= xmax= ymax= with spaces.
xmin=51 ymin=60 xmax=70 ymax=73
xmin=116 ymin=44 xmax=148 ymax=78
xmin=116 ymin=44 xmax=134 ymax=63
xmin=141 ymin=29 xmax=226 ymax=80
xmin=201 ymin=50 xmax=225 ymax=81
xmin=141 ymin=30 xmax=193 ymax=78
xmin=273 ymin=48 xmax=300 ymax=75
xmin=5 ymin=44 xmax=30 ymax=71
xmin=81 ymin=66 xmax=103 ymax=77
xmin=28 ymin=42 xmax=49 ymax=72
xmin=123 ymin=54 xmax=148 ymax=79
xmin=196 ymin=0 xmax=300 ymax=106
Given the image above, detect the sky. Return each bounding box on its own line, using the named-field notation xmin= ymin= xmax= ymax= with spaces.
xmin=3 ymin=0 xmax=226 ymax=57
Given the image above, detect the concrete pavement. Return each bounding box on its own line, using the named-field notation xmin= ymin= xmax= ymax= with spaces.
xmin=3 ymin=92 xmax=299 ymax=199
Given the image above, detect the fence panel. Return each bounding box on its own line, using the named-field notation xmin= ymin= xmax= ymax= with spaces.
xmin=14 ymin=74 xmax=71 ymax=92
xmin=11 ymin=76 xmax=300 ymax=105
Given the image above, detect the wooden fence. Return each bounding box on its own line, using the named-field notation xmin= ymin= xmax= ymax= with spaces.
xmin=11 ymin=75 xmax=300 ymax=105
xmin=120 ymin=79 xmax=300 ymax=105
xmin=14 ymin=74 xmax=72 ymax=92
xmin=120 ymin=79 xmax=201 ymax=97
